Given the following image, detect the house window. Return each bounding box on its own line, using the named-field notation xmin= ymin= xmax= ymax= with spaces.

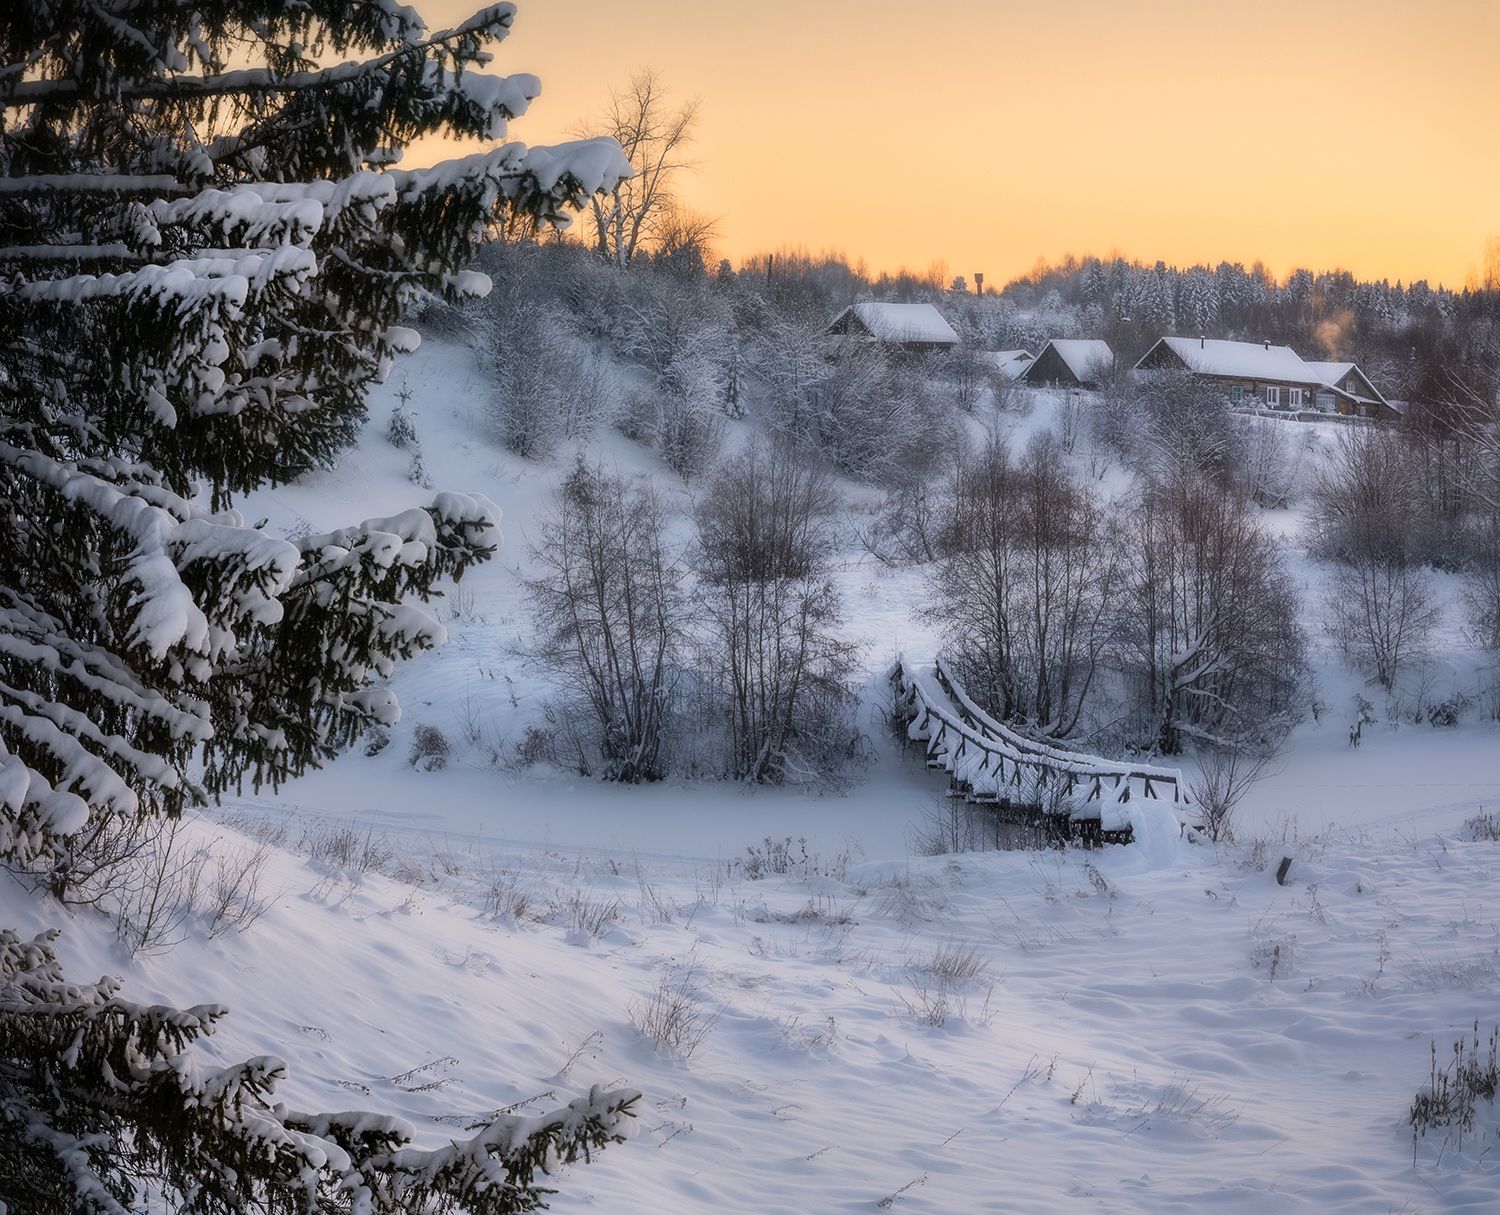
xmin=1265 ymin=386 xmax=1280 ymax=407
xmin=1229 ymin=384 xmax=1243 ymax=403
xmin=1287 ymin=388 xmax=1304 ymax=407
xmin=1316 ymin=391 xmax=1337 ymax=412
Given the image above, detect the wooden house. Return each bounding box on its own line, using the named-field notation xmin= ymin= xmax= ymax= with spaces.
xmin=1018 ymin=339 xmax=1114 ymax=389
xmin=1133 ymin=337 xmax=1396 ymax=418
xmin=827 ymin=302 xmax=959 ymax=353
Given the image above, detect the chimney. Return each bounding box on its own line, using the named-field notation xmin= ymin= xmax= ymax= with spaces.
xmin=974 ymin=272 xmax=984 ymax=297
xmin=1199 ymin=335 xmax=1205 ymax=349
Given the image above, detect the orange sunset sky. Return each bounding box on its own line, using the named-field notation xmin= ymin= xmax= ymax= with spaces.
xmin=414 ymin=0 xmax=1500 ymax=289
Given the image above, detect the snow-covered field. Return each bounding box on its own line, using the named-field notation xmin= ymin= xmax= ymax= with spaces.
xmin=19 ymin=337 xmax=1500 ymax=1212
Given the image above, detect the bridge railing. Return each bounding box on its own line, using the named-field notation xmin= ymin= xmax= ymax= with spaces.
xmin=931 ymin=658 xmax=1187 ymax=803
xmin=890 ymin=657 xmax=1187 ymax=817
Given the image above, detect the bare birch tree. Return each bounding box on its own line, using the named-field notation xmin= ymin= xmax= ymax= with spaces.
xmin=575 ymin=69 xmax=701 ymax=267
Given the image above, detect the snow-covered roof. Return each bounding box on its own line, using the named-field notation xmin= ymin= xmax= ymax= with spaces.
xmin=830 ymin=301 xmax=959 ymax=345
xmin=1039 ymin=338 xmax=1113 ymax=380
xmin=1143 ymin=337 xmax=1317 ymax=384
xmin=1304 ymin=361 xmax=1387 ymax=404
xmin=1137 ymin=338 xmax=1389 ymax=406
xmin=982 ymin=349 xmax=1034 ymax=379
xmin=1303 ymin=360 xmax=1354 ymax=384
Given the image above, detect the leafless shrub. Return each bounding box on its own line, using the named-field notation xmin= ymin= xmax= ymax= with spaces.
xmin=1190 ymin=740 xmax=1283 ymax=842
xmin=456 ymin=691 xmax=485 ymax=746
xmin=1464 ymin=811 xmax=1500 ymax=842
xmin=97 ymin=819 xmax=281 ymax=956
xmin=895 ymin=977 xmax=951 ymax=1028
xmin=1238 ymin=414 xmax=1305 ymax=508
xmin=1122 ymin=468 xmax=1306 ymax=753
xmin=449 ymin=582 xmax=479 ymax=623
xmin=477 ymin=864 xmax=548 ymax=924
xmin=1401 ymin=952 xmax=1500 ymax=992
xmin=1410 ymin=1022 xmax=1499 ymax=1163
xmin=556 ymin=1030 xmax=606 ymax=1080
xmin=630 ymin=961 xmax=723 ymax=1059
xmin=113 ymin=817 xmax=202 ymax=956
xmin=736 ymin=836 xmax=849 ymax=882
xmin=931 ymin=431 xmax=1120 ymax=741
xmin=1125 ymin=1076 xmax=1239 ymax=1136
xmin=506 ymin=723 xmax=558 ymax=772
xmin=1249 ymin=930 xmax=1297 ymax=981
xmin=202 ymin=841 xmax=279 ymax=939
xmin=557 ymin=888 xmax=621 ymax=938
xmin=636 ymin=873 xmax=679 ymax=925
xmin=217 ymin=811 xmax=291 ymax=850
xmin=1462 ymin=519 xmax=1500 ymax=659
xmin=872 ymin=872 xmax=948 ymax=924
xmin=1327 ymin=554 xmax=1440 ymax=692
xmin=298 ymin=821 xmax=393 ymax=876
xmin=895 ymin=972 xmax=996 ymax=1030
xmin=912 ymin=941 xmax=992 ymax=987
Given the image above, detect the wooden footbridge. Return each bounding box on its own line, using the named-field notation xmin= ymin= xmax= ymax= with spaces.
xmin=891 ymin=657 xmax=1188 ymax=845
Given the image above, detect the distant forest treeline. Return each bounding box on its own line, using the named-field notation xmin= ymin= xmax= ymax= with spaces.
xmin=738 ymin=248 xmax=1500 ymax=401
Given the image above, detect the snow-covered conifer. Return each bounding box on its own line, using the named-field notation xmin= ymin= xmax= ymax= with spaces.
xmin=0 ymin=3 xmax=635 ymax=1206
xmin=0 ymin=0 xmax=629 ymax=868
xmin=0 ymin=928 xmax=637 ymax=1213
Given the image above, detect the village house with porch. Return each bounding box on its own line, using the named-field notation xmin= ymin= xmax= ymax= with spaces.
xmin=1133 ymin=336 xmax=1397 ymax=419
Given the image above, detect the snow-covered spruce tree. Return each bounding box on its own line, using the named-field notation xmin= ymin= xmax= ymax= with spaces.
xmin=0 ymin=930 xmax=636 ymax=1214
xmin=0 ymin=2 xmax=636 ymax=1208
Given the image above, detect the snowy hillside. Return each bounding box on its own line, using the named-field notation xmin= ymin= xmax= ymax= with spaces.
xmin=25 ymin=334 xmax=1500 ymax=1214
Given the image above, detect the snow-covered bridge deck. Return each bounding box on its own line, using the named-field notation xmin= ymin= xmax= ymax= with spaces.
xmin=890 ymin=657 xmax=1188 ymax=841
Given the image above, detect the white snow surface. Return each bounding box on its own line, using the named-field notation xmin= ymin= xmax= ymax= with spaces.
xmin=18 ymin=340 xmax=1500 ymax=1214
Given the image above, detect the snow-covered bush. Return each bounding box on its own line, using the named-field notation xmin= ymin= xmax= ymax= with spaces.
xmin=1462 ymin=519 xmax=1500 ymax=691
xmin=484 ymin=289 xmax=615 ymax=458
xmin=408 ymin=723 xmax=452 ymax=771
xmin=387 ymin=395 xmax=420 ymax=449
xmin=1238 ymin=415 xmax=1306 ymax=508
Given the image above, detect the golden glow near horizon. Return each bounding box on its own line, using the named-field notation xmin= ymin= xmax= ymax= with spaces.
xmin=412 ymin=0 xmax=1500 ymax=289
